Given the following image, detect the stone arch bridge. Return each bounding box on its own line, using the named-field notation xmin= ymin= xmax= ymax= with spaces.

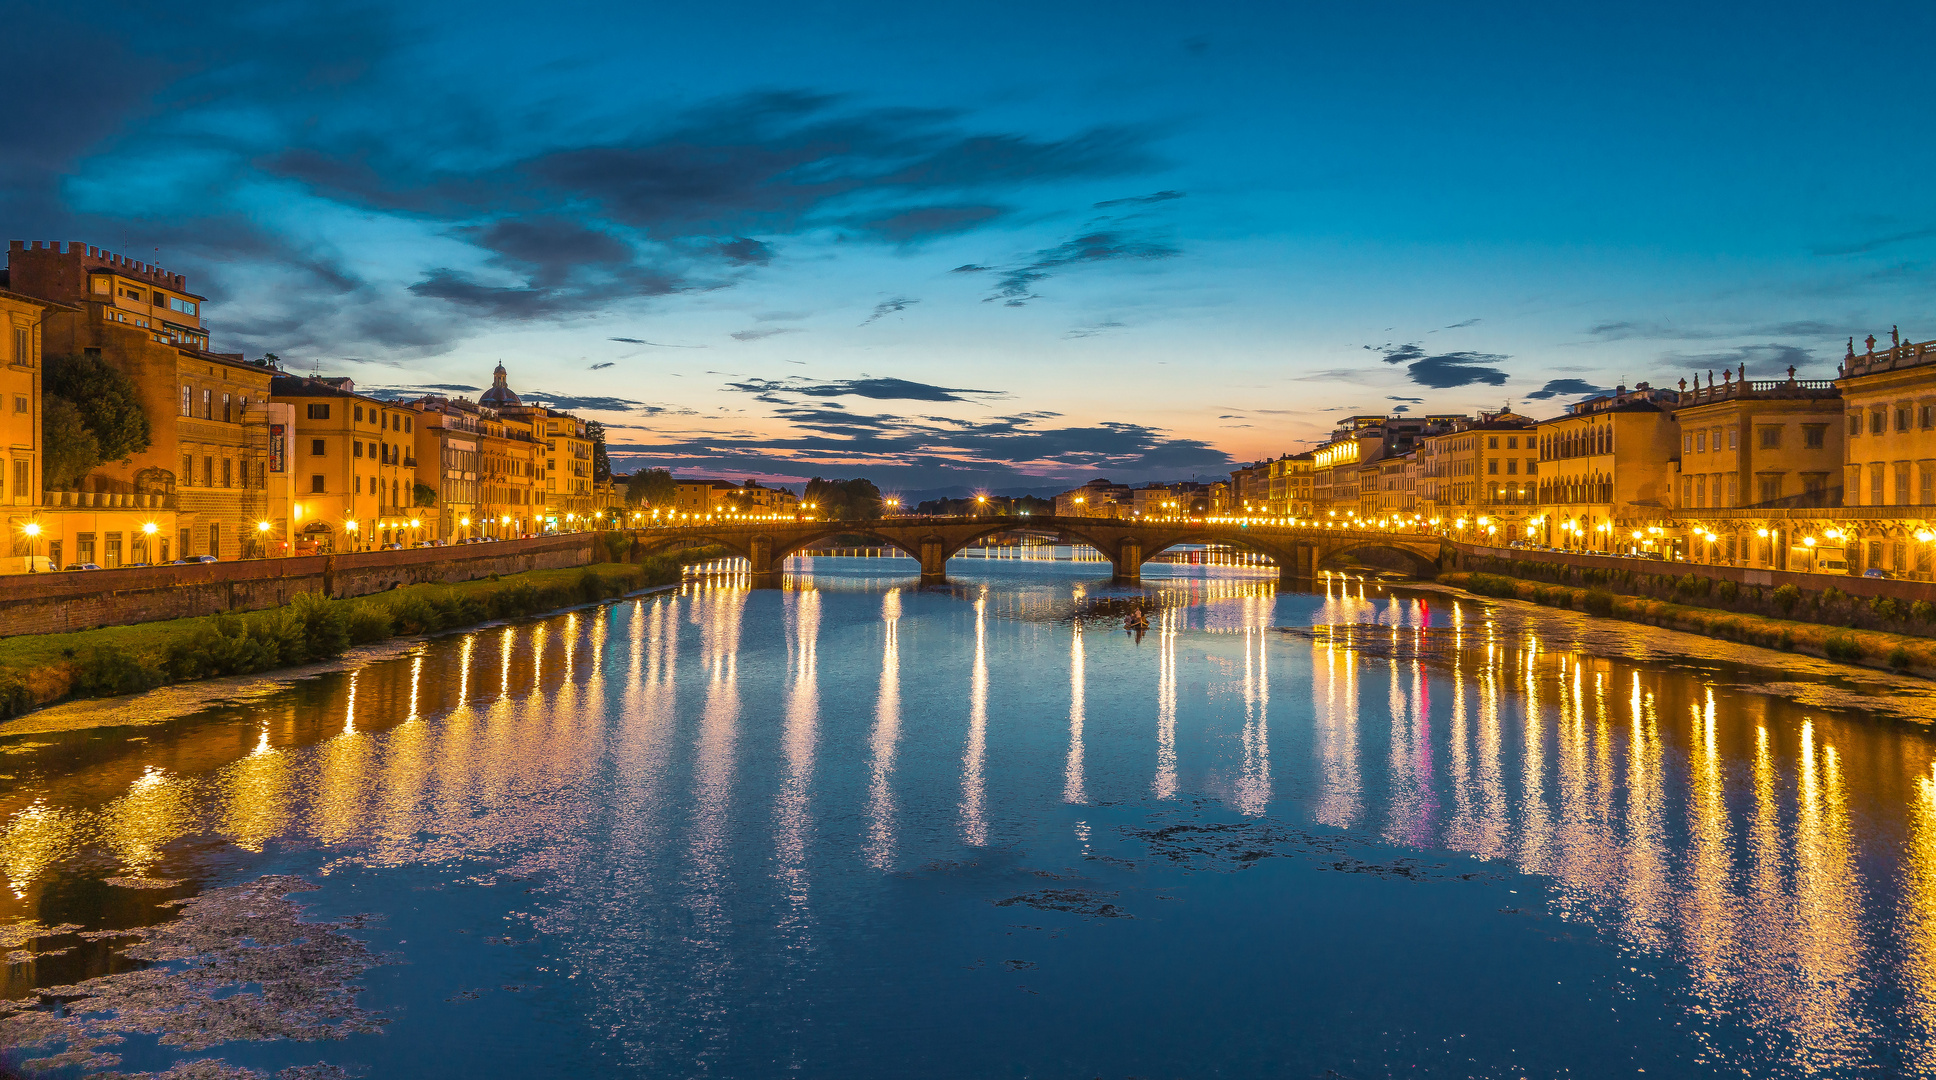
xmin=625 ymin=516 xmax=1444 ymax=583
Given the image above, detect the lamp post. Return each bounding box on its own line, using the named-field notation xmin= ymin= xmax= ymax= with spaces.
xmin=255 ymin=520 xmax=271 ymax=559
xmin=22 ymin=521 xmax=41 ymax=572
xmin=141 ymin=521 xmax=158 ymax=564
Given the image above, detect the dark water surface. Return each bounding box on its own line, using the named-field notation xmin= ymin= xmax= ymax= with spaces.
xmin=6 ymin=559 xmax=1936 ymax=1078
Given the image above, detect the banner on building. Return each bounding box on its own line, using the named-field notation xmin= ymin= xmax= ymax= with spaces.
xmin=268 ymin=423 xmax=286 ymax=473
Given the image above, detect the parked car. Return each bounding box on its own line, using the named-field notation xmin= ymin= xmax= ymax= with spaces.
xmin=1864 ymin=568 xmax=1892 ymax=579
xmin=63 ymin=562 xmax=102 ymax=571
xmin=381 ymin=542 xmax=404 ymax=551
xmin=171 ymin=555 xmax=219 ymax=565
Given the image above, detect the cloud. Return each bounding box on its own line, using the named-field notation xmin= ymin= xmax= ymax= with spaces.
xmin=1092 ymin=190 xmax=1184 ymax=208
xmin=1064 ymin=320 xmax=1125 ymax=338
xmin=1367 ymin=342 xmax=1510 ymax=389
xmin=860 ymin=296 xmax=919 ymax=325
xmin=1387 ymin=395 xmax=1424 ymax=403
xmin=1812 ymin=226 xmax=1936 ymax=257
xmin=610 ymin=337 xmax=707 ymax=348
xmin=1665 ymin=343 xmax=1816 ymax=377
xmin=589 ymin=362 xmax=614 ymax=370
xmin=962 ymin=192 xmax=1183 ymax=305
xmin=1441 ymin=318 xmax=1481 ymax=329
xmin=1523 ymin=378 xmax=1606 ymax=401
xmin=727 ymin=376 xmax=1001 ymax=402
xmin=711 ymin=237 xmax=773 ymax=265
xmin=731 ymin=327 xmax=802 ymax=341
xmin=1587 ymin=319 xmax=1844 ymax=342
xmin=850 ymin=204 xmax=1005 ymax=243
xmin=524 ymin=391 xmax=675 ymax=414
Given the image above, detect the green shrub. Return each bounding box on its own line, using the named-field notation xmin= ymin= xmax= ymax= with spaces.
xmin=1779 ymin=630 xmax=1795 ymax=650
xmin=289 ymin=591 xmax=350 ymax=661
xmin=1890 ymin=644 xmax=1913 ymax=670
xmin=0 ymin=671 xmax=33 ymax=719
xmin=1715 ymin=580 xmax=1740 ymax=604
xmin=388 ymin=592 xmax=444 ymax=635
xmin=1871 ymin=596 xmax=1903 ymax=622
xmin=72 ymin=645 xmax=160 ymax=697
xmin=1773 ymin=584 xmax=1801 ymax=614
xmin=1915 ymin=600 xmax=1936 ymax=622
xmin=1823 ymin=632 xmax=1864 ymax=663
xmin=1821 ymin=586 xmax=1844 ymax=607
xmin=347 ymin=604 xmax=395 ymax=644
xmin=1583 ymin=589 xmax=1615 ymax=616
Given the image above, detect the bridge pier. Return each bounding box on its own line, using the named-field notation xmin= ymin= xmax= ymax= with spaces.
xmin=747 ymin=533 xmax=782 ymax=587
xmin=919 ymin=535 xmax=949 ymax=582
xmin=1278 ymin=543 xmax=1317 ymax=583
xmin=1113 ymin=538 xmax=1143 ymax=583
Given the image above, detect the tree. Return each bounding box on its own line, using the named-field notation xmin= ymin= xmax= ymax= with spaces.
xmin=46 ymin=352 xmax=150 ymax=463
xmin=252 ymin=353 xmax=282 ymax=368
xmin=625 ymin=468 xmax=677 ymax=507
xmin=413 ymin=482 xmax=438 ymax=507
xmin=803 ymin=477 xmax=884 ymax=520
xmin=586 ymin=420 xmax=612 ymax=484
xmin=41 ymin=396 xmax=101 ymax=489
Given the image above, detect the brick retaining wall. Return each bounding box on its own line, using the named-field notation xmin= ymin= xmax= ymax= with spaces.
xmin=0 ymin=535 xmax=596 ymax=638
xmin=1446 ymin=541 xmax=1936 ymax=603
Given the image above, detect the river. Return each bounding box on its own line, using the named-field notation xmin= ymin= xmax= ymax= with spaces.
xmin=4 ymin=557 xmax=1936 ymax=1078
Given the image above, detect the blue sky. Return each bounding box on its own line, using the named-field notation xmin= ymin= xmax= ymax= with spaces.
xmin=7 ymin=0 xmax=1936 ymax=495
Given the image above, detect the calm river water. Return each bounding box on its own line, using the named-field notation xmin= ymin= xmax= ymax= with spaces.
xmin=5 ymin=558 xmax=1936 ymax=1078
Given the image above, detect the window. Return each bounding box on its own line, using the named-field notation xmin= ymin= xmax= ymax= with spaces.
xmin=11 ymin=328 xmax=28 ymax=366
xmin=1683 ymin=434 xmax=1693 ymax=453
xmin=11 ymin=395 xmax=23 ymax=414
xmin=1871 ymin=463 xmax=1887 ymax=505
xmin=1873 ymin=411 xmax=1887 ymax=435
xmin=203 ymin=456 xmax=213 ymax=486
xmin=1487 ymin=459 xmax=1498 ymax=474
xmin=311 ymin=439 xmax=326 ymax=456
xmin=1758 ymin=426 xmax=1782 ymax=449
xmin=355 ymin=475 xmax=362 ymax=494
xmin=353 ymin=441 xmax=363 ymax=458
xmin=1727 ymin=427 xmax=1738 ymax=449
xmin=1922 ymin=465 xmax=1934 ymax=506
xmin=1711 ymin=427 xmax=1723 ymax=450
xmin=209 ymin=525 xmax=219 ymax=560
xmin=12 ymin=460 xmax=27 ymax=499
xmin=404 ymin=418 xmax=411 ymax=433
xmin=1506 ymin=459 xmax=1518 ymax=474
xmin=1804 ymin=425 xmax=1827 ymax=449
xmin=1803 ymin=473 xmax=1827 ymax=497
xmin=355 ymin=405 xmax=364 ymax=423
xmin=311 ymin=474 xmax=325 ymax=493
xmin=92 ymin=277 xmax=109 ymax=294
xmin=1727 ymin=475 xmax=1738 ymax=506
xmin=181 ymin=454 xmax=192 ymax=485
xmin=1851 ymin=414 xmax=1863 ymax=437
xmin=1924 ymin=405 xmax=1936 ymax=430
xmin=1695 ymin=475 xmax=1707 ymax=507
xmin=222 ymin=459 xmax=233 ymax=488
xmin=104 ymin=534 xmax=121 ymax=568
xmin=169 ymin=297 xmax=196 ymax=315
xmin=76 ymin=533 xmax=94 ymax=564
xmin=1506 ymin=436 xmax=1518 ymax=449
xmin=201 ymin=389 xmax=212 ymax=419
xmin=1682 ymin=476 xmax=1694 ymax=505
xmin=1487 ymin=437 xmax=1498 ymax=449
xmin=1526 ymin=458 xmax=1537 ymax=475
xmin=307 ymin=403 xmax=330 ymax=420
xmin=179 ymin=528 xmax=191 ymax=558
xmin=222 ymin=392 xmax=232 ymax=423
xmin=1901 ymin=407 xmax=1914 ymax=432
xmin=1899 ymin=463 xmax=1913 ymax=505
xmin=1697 ymin=431 xmax=1706 ymax=452
xmin=180 ymin=385 xmax=191 ymax=416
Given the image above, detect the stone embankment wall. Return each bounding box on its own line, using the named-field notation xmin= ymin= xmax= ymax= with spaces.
xmin=1445 ymin=542 xmax=1936 ymax=603
xmin=0 ymin=535 xmax=596 ymax=639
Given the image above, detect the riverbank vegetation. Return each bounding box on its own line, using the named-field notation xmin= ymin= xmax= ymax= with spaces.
xmin=0 ymin=546 xmax=725 ymax=719
xmin=1455 ymin=553 xmax=1936 ymax=640
xmin=1440 ymin=569 xmax=1936 ymax=676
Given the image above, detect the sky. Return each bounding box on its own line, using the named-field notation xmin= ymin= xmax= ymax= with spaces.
xmin=7 ymin=1 xmax=1936 ymax=498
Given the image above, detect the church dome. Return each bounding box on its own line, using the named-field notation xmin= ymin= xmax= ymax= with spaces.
xmin=480 ymin=362 xmax=522 ymax=407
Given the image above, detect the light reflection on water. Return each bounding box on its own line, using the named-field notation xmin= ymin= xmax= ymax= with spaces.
xmin=2 ymin=560 xmax=1936 ymax=1076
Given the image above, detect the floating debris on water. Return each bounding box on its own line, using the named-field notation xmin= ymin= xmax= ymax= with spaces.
xmin=0 ymin=875 xmax=388 ymax=1077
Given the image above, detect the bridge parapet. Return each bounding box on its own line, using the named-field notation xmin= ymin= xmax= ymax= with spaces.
xmin=621 ymin=516 xmax=1444 ymax=582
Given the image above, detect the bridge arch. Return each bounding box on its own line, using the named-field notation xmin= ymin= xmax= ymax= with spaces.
xmin=1313 ymin=539 xmax=1442 ymax=577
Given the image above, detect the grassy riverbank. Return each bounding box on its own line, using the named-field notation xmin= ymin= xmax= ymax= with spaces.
xmin=1440 ymin=569 xmax=1936 ymax=677
xmin=0 ymin=546 xmax=726 ymax=719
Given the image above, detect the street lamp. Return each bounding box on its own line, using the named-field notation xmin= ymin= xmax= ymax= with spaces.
xmin=22 ymin=521 xmax=41 ymax=572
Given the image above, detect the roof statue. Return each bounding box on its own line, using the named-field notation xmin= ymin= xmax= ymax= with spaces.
xmin=480 ymin=362 xmax=522 ymax=408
